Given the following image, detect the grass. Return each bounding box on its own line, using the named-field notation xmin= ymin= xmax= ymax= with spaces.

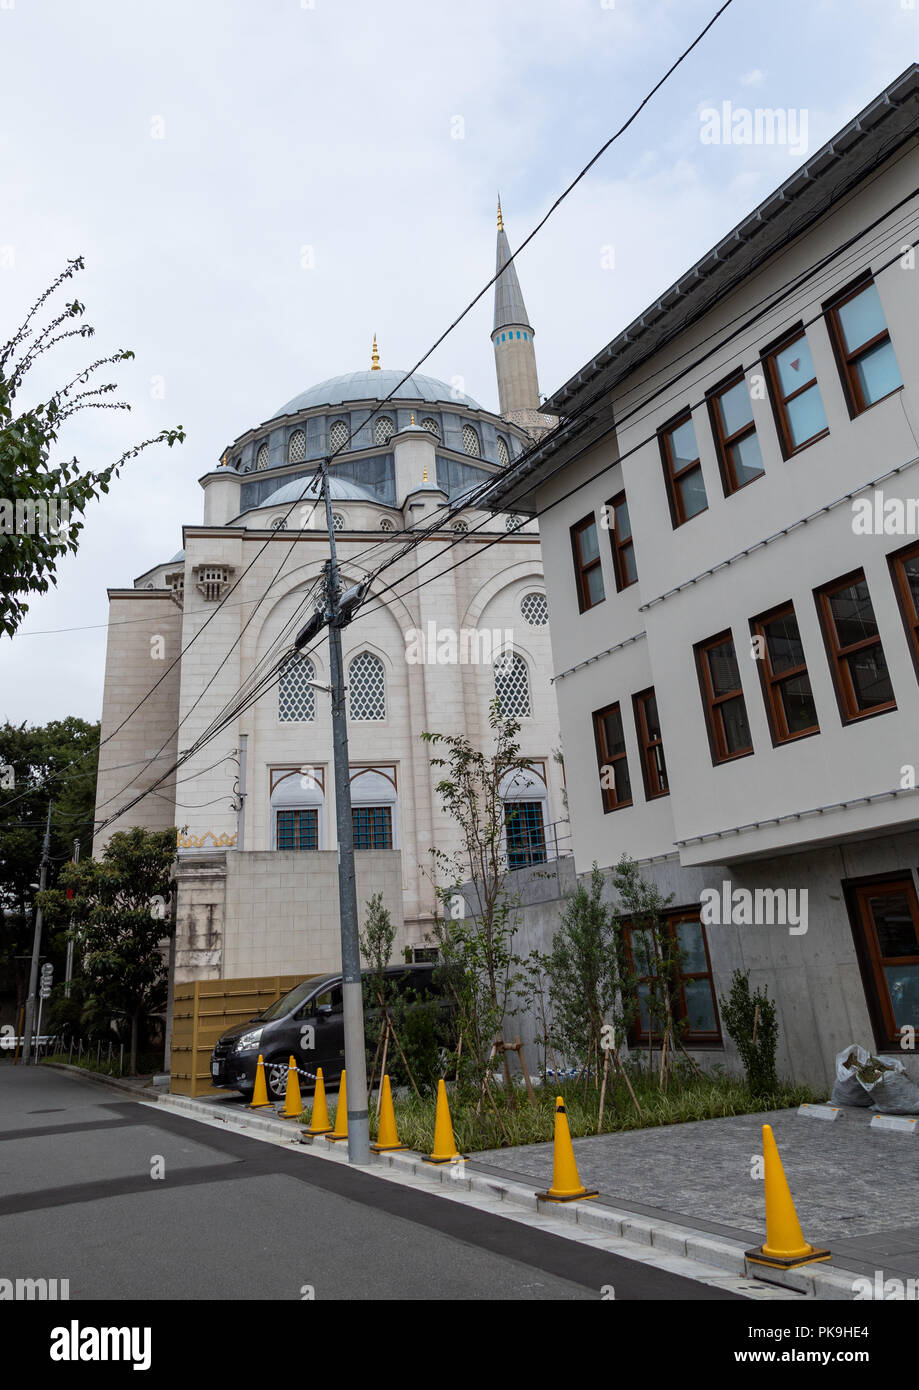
xmin=298 ymin=1064 xmax=819 ymax=1153
xmin=41 ymin=1050 xmax=164 ymax=1080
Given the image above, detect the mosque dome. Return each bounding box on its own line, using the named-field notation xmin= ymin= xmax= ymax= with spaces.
xmin=258 ymin=474 xmax=378 ymax=507
xmin=272 ymin=369 xmax=482 ymax=417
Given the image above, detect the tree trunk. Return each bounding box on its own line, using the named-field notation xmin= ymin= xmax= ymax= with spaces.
xmin=130 ymin=1011 xmax=139 ymax=1076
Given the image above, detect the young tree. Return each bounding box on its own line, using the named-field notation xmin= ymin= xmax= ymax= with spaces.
xmin=38 ymin=826 xmax=176 ymax=1074
xmin=610 ymin=855 xmax=681 ymax=1089
xmin=544 ymin=863 xmax=630 ymax=1084
xmin=422 ymin=700 xmax=533 ymax=1100
xmin=719 ymin=969 xmax=780 ymax=1097
xmin=0 ymin=257 xmax=184 ymax=636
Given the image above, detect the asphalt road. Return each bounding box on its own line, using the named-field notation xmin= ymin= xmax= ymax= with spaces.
xmin=0 ymin=1064 xmax=738 ymax=1301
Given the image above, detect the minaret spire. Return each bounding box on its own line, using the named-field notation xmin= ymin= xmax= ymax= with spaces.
xmin=492 ymin=200 xmax=553 ymax=438
xmin=371 ymin=333 xmax=381 ymax=371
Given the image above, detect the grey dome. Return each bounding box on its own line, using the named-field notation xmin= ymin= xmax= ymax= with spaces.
xmin=273 ymin=369 xmax=481 ymax=417
xmin=259 ymin=475 xmax=377 ymax=507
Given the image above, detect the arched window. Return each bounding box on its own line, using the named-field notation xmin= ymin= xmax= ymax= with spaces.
xmin=453 ymin=518 xmax=468 ymax=534
xmin=520 ymin=591 xmax=549 ymax=627
xmin=256 ymin=442 xmax=270 ymax=471
xmin=506 ymin=513 xmax=525 ymax=532
xmin=494 ymin=649 xmax=531 ymax=718
xmin=331 ymin=512 xmax=345 ymax=532
xmin=348 ymin=651 xmax=386 ymax=720
xmin=499 ymin=767 xmax=547 ymax=869
xmin=270 ymin=769 xmax=324 ymax=851
xmin=288 ymin=429 xmax=306 ymax=463
xmin=496 ymin=435 xmax=509 ymax=466
xmin=374 ymin=416 xmax=395 ymax=445
xmin=421 ymin=417 xmax=440 ymax=438
xmin=380 ymin=517 xmax=395 ymax=531
xmin=269 ymin=516 xmax=287 ymax=531
xmin=329 ymin=420 xmax=349 ymax=453
xmin=462 ymin=424 xmax=480 ymax=458
xmin=350 ymin=768 xmax=398 ymax=849
xmin=278 ymin=652 xmax=316 ymax=722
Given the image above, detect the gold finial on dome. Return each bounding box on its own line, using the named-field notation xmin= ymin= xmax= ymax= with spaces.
xmin=410 ymin=412 xmax=415 ymax=426
xmin=497 ymin=194 xmax=504 ymax=231
xmin=371 ymin=333 xmax=381 ymax=371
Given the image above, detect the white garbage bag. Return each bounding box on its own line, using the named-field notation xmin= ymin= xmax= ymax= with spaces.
xmin=830 ymin=1045 xmax=873 ymax=1107
xmin=830 ymin=1044 xmax=919 ymax=1114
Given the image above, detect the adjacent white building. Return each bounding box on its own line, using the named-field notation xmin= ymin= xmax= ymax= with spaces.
xmin=92 ymin=211 xmax=564 ymax=984
xmin=486 ymin=68 xmax=919 ymax=1086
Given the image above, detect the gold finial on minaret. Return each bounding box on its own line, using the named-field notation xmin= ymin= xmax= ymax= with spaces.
xmin=371 ymin=333 xmax=381 ymax=371
xmin=410 ymin=412 xmax=415 ymax=426
xmin=497 ymin=194 xmax=504 ymax=231
xmin=423 ymin=464 xmax=429 ymax=482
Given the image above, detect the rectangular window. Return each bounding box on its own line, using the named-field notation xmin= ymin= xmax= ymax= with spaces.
xmin=708 ymin=371 xmax=765 ymax=494
xmin=571 ymin=513 xmax=605 ymax=612
xmin=276 ymin=808 xmax=319 ymax=851
xmin=750 ymin=602 xmax=819 ymax=743
xmin=695 ymin=631 xmax=753 ymax=763
xmin=607 ymin=491 xmax=637 ymax=590
xmin=659 ymin=411 xmax=708 ymax=526
xmin=815 ymin=570 xmax=895 ymax=722
xmin=352 ymin=805 xmax=393 ymax=850
xmin=846 ymin=876 xmax=919 ymax=1049
xmin=888 ymin=539 xmax=919 ymax=681
xmin=764 ymin=328 xmax=829 ymax=455
xmin=504 ymin=801 xmax=547 ymax=869
xmin=826 ymin=276 xmax=903 ymax=415
xmin=626 ymin=911 xmax=720 ymax=1045
xmin=632 ymin=687 xmax=669 ymax=798
xmin=593 ymin=702 xmax=632 ymax=812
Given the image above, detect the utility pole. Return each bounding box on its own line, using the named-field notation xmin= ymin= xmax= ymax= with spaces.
xmin=295 ymin=465 xmax=371 ymax=1165
xmin=64 ymin=838 xmax=80 ymax=998
xmin=22 ymin=801 xmax=52 ymax=1065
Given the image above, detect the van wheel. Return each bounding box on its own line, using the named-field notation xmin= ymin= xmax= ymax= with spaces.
xmin=264 ymin=1057 xmax=289 ymax=1104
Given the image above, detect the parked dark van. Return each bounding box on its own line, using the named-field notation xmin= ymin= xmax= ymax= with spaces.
xmin=210 ymin=963 xmax=447 ymax=1103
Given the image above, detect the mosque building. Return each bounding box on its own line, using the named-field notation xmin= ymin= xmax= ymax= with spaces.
xmin=91 ymin=205 xmax=563 ymax=985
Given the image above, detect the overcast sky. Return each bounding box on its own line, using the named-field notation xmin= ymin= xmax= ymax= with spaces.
xmin=1 ymin=0 xmax=914 ymax=727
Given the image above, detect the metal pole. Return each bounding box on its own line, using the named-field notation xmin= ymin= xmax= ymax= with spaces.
xmin=34 ymin=995 xmax=44 ymax=1063
xmin=22 ymin=802 xmax=52 ymax=1065
xmin=64 ymin=838 xmax=80 ymax=998
xmin=320 ymin=465 xmax=370 ymax=1166
xmin=119 ymin=1043 xmax=124 ymax=1076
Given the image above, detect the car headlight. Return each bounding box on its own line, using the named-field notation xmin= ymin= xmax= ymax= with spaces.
xmin=235 ymin=1028 xmax=263 ymax=1052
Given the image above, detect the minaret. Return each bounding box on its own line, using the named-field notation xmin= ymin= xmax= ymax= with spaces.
xmin=491 ymin=197 xmax=555 ymax=441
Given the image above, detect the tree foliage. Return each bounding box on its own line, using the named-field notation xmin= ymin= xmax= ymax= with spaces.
xmin=719 ymin=969 xmax=780 ymax=1097
xmin=0 ymin=257 xmax=184 ymax=636
xmin=38 ymin=826 xmax=176 ymax=1074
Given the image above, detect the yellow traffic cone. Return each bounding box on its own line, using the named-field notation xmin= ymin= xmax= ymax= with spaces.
xmin=303 ymin=1067 xmax=333 ymax=1136
xmin=745 ymin=1124 xmax=830 ymax=1268
xmin=249 ymin=1054 xmax=271 ymax=1109
xmin=535 ymin=1096 xmax=598 ymax=1202
xmin=371 ymin=1075 xmax=405 ymax=1152
xmin=281 ymin=1056 xmax=303 ymax=1119
xmin=425 ymin=1078 xmax=462 ymax=1164
xmin=325 ymin=1070 xmax=349 ymax=1143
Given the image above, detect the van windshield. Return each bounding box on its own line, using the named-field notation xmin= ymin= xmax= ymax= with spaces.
xmin=259 ymin=981 xmax=319 ymax=1022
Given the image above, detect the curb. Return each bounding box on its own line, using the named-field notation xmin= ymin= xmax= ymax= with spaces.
xmin=153 ymin=1092 xmax=864 ymax=1298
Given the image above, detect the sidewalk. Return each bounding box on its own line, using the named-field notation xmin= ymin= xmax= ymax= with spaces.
xmin=469 ymin=1104 xmax=919 ymax=1290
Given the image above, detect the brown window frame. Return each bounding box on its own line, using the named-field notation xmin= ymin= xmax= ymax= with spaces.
xmin=814 ymin=568 xmax=896 ymax=724
xmin=825 ymin=274 xmax=902 ymax=417
xmin=659 ymin=409 xmax=708 ymax=528
xmin=695 ymin=630 xmax=754 ymax=764
xmin=749 ymin=601 xmax=820 ymax=745
xmin=763 ymin=326 xmax=830 ymax=458
xmin=571 ymin=512 xmax=605 ymax=613
xmin=632 ymin=686 xmax=669 ymax=798
xmin=888 ymin=539 xmax=919 ymax=683
xmin=707 ymin=369 xmax=764 ymax=496
xmin=843 ymin=873 xmax=919 ymax=1051
xmin=592 ymin=701 xmax=632 ymax=814
xmin=624 ymin=909 xmax=721 ymax=1047
xmin=607 ymin=491 xmax=637 ymax=591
